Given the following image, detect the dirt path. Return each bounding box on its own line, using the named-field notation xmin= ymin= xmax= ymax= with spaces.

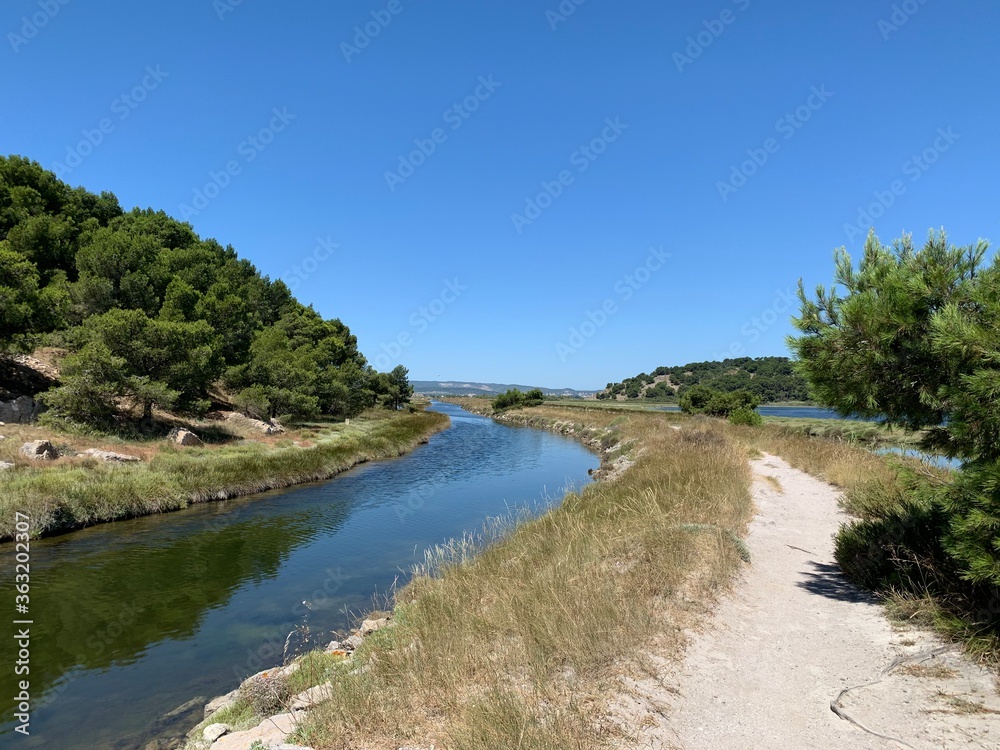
xmin=617 ymin=454 xmax=1000 ymax=750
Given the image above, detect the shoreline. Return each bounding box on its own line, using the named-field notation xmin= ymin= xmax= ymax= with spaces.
xmin=181 ymin=401 xmax=747 ymax=750
xmin=0 ymin=408 xmax=450 ymax=543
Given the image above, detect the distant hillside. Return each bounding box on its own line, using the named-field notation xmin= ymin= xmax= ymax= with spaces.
xmin=601 ymin=357 xmax=811 ymax=403
xmin=413 ymin=381 xmax=596 ymax=398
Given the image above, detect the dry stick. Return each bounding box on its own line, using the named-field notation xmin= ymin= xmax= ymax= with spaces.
xmin=829 ymin=644 xmax=955 ymax=748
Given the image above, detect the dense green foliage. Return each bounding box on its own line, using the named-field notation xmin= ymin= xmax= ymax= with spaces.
xmin=600 ymin=356 xmax=810 ymax=403
xmin=491 ymin=388 xmax=544 ymax=412
xmin=678 ymin=386 xmax=761 ymax=420
xmin=791 ymin=229 xmax=1000 ymax=587
xmin=0 ymin=156 xmax=409 ymax=427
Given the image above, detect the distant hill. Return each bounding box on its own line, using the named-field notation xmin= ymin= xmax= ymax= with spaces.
xmin=601 ymin=357 xmax=811 ymax=403
xmin=412 ymin=381 xmax=596 ymax=398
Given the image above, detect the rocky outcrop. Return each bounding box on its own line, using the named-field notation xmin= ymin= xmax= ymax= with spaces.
xmin=82 ymin=448 xmax=142 ymax=463
xmin=192 ymin=614 xmax=396 ymax=750
xmin=20 ymin=440 xmax=58 ymax=460
xmin=167 ymin=428 xmax=203 ymax=446
xmin=0 ymin=396 xmax=43 ymax=424
xmin=221 ymin=411 xmax=285 ymax=435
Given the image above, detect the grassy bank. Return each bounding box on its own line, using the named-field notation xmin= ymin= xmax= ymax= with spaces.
xmin=261 ymin=403 xmax=755 ymax=749
xmin=0 ymin=408 xmax=449 ymax=541
xmin=180 ymin=402 xmax=996 ymax=749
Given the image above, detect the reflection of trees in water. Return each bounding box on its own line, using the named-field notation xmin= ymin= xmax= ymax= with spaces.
xmin=0 ymin=500 xmax=351 ymax=723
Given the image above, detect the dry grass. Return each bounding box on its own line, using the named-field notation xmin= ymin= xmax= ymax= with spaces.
xmin=899 ymin=663 xmax=958 ymax=679
xmin=293 ymin=407 xmax=754 ymax=750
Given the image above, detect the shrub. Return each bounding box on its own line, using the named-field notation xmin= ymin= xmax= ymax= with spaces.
xmin=239 ymin=671 xmax=292 ymax=716
xmin=728 ymin=407 xmax=763 ymax=427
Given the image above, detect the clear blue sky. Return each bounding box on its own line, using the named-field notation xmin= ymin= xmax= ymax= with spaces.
xmin=4 ymin=0 xmax=998 ymax=389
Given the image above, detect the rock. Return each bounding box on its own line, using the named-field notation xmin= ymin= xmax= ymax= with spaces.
xmin=20 ymin=440 xmax=58 ymax=460
xmin=0 ymin=462 xmax=13 ymax=471
xmin=289 ymin=682 xmax=332 ymax=710
xmin=360 ymin=617 xmax=389 ymax=636
xmin=323 ymin=640 xmax=341 ymax=653
xmin=210 ymin=711 xmax=297 ymax=750
xmin=343 ymin=634 xmax=364 ymax=651
xmin=204 ymin=688 xmax=240 ymax=719
xmin=0 ymin=396 xmax=43 ymax=424
xmin=167 ymin=428 xmax=202 ymax=446
xmin=223 ymin=411 xmax=285 ymax=435
xmin=81 ymin=448 xmax=141 ymax=463
xmin=203 ymin=723 xmax=230 ymax=742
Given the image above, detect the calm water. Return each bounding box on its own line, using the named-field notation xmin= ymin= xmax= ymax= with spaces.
xmin=654 ymin=404 xmax=861 ymax=420
xmin=0 ymin=402 xmax=598 ymax=749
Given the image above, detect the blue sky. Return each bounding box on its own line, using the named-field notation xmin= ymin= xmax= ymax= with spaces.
xmin=4 ymin=0 xmax=998 ymax=389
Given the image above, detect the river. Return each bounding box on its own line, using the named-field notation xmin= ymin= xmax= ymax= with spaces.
xmin=0 ymin=402 xmax=598 ymax=749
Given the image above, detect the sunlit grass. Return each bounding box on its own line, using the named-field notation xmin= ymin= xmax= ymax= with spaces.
xmin=0 ymin=409 xmax=449 ymax=540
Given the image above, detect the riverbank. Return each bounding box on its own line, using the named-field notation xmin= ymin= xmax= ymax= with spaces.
xmin=0 ymin=408 xmax=449 ymax=541
xmin=180 ymin=401 xmax=998 ymax=750
xmin=184 ymin=402 xmax=755 ymax=749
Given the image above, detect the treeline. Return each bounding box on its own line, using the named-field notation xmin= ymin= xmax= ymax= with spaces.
xmin=0 ymin=155 xmax=411 ymax=428
xmin=600 ymin=356 xmax=811 ymax=403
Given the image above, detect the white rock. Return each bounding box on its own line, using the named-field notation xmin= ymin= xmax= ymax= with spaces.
xmin=203 ymin=723 xmax=230 ymax=742
xmin=167 ymin=428 xmax=203 ymax=446
xmin=0 ymin=462 xmax=13 ymax=470
xmin=289 ymin=682 xmax=332 ymax=710
xmin=343 ymin=634 xmax=364 ymax=650
xmin=323 ymin=640 xmax=341 ymax=653
xmin=81 ymin=448 xmax=141 ymax=463
xmin=360 ymin=617 xmax=389 ymax=636
xmin=204 ymin=688 xmax=239 ymax=719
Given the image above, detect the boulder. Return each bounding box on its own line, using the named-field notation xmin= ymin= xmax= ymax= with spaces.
xmin=210 ymin=711 xmax=297 ymax=750
xmin=20 ymin=440 xmax=58 ymax=460
xmin=0 ymin=396 xmax=43 ymax=424
xmin=223 ymin=411 xmax=285 ymax=435
xmin=81 ymin=448 xmax=141 ymax=463
xmin=204 ymin=688 xmax=239 ymax=720
xmin=203 ymin=723 xmax=230 ymax=743
xmin=343 ymin=634 xmax=364 ymax=651
xmin=360 ymin=617 xmax=389 ymax=636
xmin=0 ymin=461 xmax=13 ymax=471
xmin=289 ymin=682 xmax=332 ymax=710
xmin=167 ymin=428 xmax=202 ymax=446
xmin=323 ymin=640 xmax=341 ymax=654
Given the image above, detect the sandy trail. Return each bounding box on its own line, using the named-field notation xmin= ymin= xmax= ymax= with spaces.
xmin=617 ymin=454 xmax=1000 ymax=750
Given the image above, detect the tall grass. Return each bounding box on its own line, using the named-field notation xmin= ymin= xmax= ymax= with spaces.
xmin=293 ymin=408 xmax=753 ymax=749
xmin=0 ymin=410 xmax=449 ymax=540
